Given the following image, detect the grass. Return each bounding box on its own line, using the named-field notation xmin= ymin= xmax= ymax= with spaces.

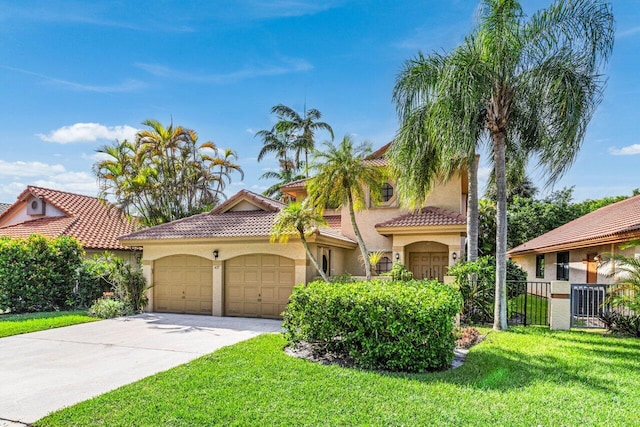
xmin=509 ymin=294 xmax=549 ymax=325
xmin=37 ymin=327 xmax=640 ymax=426
xmin=0 ymin=311 xmax=97 ymax=338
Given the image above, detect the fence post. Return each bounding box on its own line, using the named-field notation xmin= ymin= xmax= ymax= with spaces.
xmin=549 ymin=281 xmax=571 ymax=330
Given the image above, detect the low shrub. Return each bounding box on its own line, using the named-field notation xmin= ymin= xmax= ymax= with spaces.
xmin=599 ymin=311 xmax=640 ymax=337
xmin=88 ymin=297 xmax=129 ymax=319
xmin=283 ymin=280 xmax=462 ymax=372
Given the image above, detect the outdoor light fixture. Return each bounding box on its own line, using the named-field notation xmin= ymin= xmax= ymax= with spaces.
xmin=213 ymin=249 xmax=219 ymax=259
xmin=452 ymin=252 xmax=458 ymax=262
xmin=395 ymin=252 xmax=400 ymax=261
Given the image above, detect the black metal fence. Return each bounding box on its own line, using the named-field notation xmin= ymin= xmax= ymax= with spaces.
xmin=459 ymin=280 xmax=550 ymax=326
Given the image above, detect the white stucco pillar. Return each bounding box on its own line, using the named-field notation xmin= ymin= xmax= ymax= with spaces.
xmin=549 ymin=281 xmax=571 ymax=330
xmin=212 ymin=260 xmax=223 ymax=316
xmin=392 ymin=246 xmax=404 ymax=265
xmin=142 ymin=260 xmax=153 ymax=312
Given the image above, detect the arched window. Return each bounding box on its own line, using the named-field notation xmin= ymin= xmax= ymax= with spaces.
xmin=376 ymin=256 xmax=393 ymax=274
xmin=381 ymin=183 xmax=394 ymax=203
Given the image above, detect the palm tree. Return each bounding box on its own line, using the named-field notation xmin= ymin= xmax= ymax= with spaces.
xmin=94 ymin=120 xmax=243 ymax=226
xmin=307 ymin=136 xmax=386 ymax=280
xmin=601 ymin=241 xmax=640 ymax=313
xmin=270 ymin=202 xmax=329 ymax=282
xmin=391 ymin=0 xmax=613 ymax=330
xmin=271 ymin=104 xmax=334 ymax=176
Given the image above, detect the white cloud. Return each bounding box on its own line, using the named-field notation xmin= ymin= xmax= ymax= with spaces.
xmin=609 ymin=144 xmax=640 ymax=156
xmin=0 ymin=161 xmax=99 ymax=201
xmin=0 ymin=160 xmax=66 ymax=177
xmin=135 ymin=57 xmax=313 ymax=84
xmin=37 ymin=123 xmax=139 ymax=144
xmin=617 ymin=26 xmax=640 ymax=39
xmin=0 ymin=65 xmax=147 ymax=93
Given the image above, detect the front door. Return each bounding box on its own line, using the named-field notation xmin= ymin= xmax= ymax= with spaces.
xmin=409 ymin=252 xmax=449 ymax=281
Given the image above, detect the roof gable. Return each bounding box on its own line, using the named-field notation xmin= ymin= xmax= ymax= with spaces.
xmin=212 ymin=189 xmax=285 ymax=214
xmin=509 ymin=194 xmax=640 ymax=255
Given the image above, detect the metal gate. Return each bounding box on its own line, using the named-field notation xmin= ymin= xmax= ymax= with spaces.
xmin=570 ymin=284 xmax=608 ymax=328
xmin=507 ymin=281 xmax=550 ymax=326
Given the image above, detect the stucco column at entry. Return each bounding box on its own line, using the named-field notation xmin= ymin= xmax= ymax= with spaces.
xmin=212 ymin=260 xmax=223 ymax=316
xmin=448 ymin=246 xmax=461 ymax=267
xmin=142 ymin=260 xmax=153 ymax=312
xmin=392 ymin=246 xmax=404 ymax=265
xmin=295 ymin=259 xmax=307 ymax=286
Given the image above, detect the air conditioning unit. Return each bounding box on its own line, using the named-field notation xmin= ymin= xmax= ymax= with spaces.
xmin=27 ymin=197 xmax=45 ymax=216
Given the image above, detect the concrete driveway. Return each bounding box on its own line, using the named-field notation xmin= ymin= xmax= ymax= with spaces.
xmin=0 ymin=313 xmax=282 ymax=425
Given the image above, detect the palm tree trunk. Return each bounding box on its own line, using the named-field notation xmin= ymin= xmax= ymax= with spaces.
xmin=467 ymin=153 xmax=479 ymax=262
xmin=347 ymin=192 xmax=371 ymax=280
xmin=493 ymin=131 xmax=508 ymax=331
xmin=299 ymin=233 xmax=328 ymax=282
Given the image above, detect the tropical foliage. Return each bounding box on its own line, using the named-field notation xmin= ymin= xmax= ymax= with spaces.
xmin=307 ymin=136 xmax=386 ymax=279
xmin=270 ymin=202 xmax=328 ymax=281
xmin=392 ymin=0 xmax=613 ymax=329
xmin=255 ymin=104 xmax=333 ymax=200
xmin=94 ymin=119 xmax=243 ymax=226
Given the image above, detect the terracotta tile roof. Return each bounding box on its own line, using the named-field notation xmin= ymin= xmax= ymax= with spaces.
xmin=323 ymin=215 xmax=341 ymax=229
xmin=366 ymin=142 xmax=392 ymax=159
xmin=280 ymin=178 xmax=307 ymax=190
xmin=0 ymin=203 xmax=10 ymax=215
xmin=375 ymin=207 xmax=466 ymax=228
xmin=120 ymin=209 xmax=356 ymax=244
xmin=212 ymin=189 xmax=286 ymax=213
xmin=0 ymin=186 xmax=137 ymax=251
xmin=362 ymin=158 xmax=387 ymax=167
xmin=509 ymin=194 xmax=640 ymax=255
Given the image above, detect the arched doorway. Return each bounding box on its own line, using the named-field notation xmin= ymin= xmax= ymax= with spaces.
xmin=406 ymin=241 xmax=449 ymax=281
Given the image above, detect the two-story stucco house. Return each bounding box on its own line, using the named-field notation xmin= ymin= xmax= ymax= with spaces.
xmin=119 ymin=143 xmax=469 ymax=318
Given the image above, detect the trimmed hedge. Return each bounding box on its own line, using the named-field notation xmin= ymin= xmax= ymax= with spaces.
xmin=0 ymin=235 xmax=84 ymax=313
xmin=283 ymin=280 xmax=462 ymax=372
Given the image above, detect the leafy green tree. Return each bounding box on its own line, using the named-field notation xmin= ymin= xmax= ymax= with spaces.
xmin=394 ymin=0 xmax=613 ymax=330
xmin=270 ymin=202 xmax=328 ymax=281
xmin=307 ymin=136 xmax=386 ymax=280
xmin=95 ymin=120 xmax=243 ymax=226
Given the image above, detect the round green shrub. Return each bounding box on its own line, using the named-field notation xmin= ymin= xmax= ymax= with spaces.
xmin=283 ymin=280 xmax=462 ymax=372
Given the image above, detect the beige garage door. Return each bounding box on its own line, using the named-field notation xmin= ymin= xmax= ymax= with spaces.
xmin=154 ymin=255 xmax=213 ymax=315
xmin=225 ymin=254 xmax=295 ymax=318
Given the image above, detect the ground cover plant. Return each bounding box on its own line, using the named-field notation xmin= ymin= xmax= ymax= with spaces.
xmin=36 ymin=328 xmax=640 ymax=426
xmin=0 ymin=311 xmax=96 ymax=338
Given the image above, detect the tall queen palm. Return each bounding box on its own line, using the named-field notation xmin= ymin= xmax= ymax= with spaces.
xmin=391 ymin=0 xmax=613 ymax=330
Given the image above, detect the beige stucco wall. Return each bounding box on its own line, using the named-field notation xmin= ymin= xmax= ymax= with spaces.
xmin=510 ymin=243 xmax=636 ymax=284
xmin=1 ymin=199 xmax=67 ymax=227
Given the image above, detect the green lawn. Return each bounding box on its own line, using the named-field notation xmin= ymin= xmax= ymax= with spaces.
xmin=37 ymin=327 xmax=640 ymax=426
xmin=509 ymin=294 xmax=549 ymax=325
xmin=0 ymin=311 xmax=97 ymax=338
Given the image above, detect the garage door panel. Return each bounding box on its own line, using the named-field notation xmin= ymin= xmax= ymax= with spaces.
xmin=153 ymin=255 xmax=212 ymax=315
xmin=225 ymin=254 xmax=295 ymax=319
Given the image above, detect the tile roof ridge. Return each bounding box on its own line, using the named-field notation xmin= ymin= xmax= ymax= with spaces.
xmin=27 ymin=185 xmax=99 ymax=200
xmin=212 ymin=189 xmax=285 ymax=214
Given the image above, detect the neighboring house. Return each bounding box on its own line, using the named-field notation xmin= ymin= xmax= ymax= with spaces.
xmin=0 ymin=186 xmax=139 ymax=262
xmin=0 ymin=203 xmax=10 ymax=215
xmin=508 ymin=194 xmax=640 ymax=284
xmin=119 ymin=143 xmax=469 ymax=318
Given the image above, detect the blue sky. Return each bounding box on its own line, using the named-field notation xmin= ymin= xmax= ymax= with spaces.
xmin=0 ymin=0 xmax=638 ymax=203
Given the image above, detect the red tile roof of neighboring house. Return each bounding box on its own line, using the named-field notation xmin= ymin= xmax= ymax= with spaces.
xmin=0 ymin=186 xmax=137 ymax=251
xmin=120 ymin=191 xmax=356 ymax=245
xmin=508 ymin=194 xmax=640 ymax=255
xmin=375 ymin=207 xmax=466 ymax=228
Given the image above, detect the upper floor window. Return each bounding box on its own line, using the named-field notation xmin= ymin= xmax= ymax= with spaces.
xmin=381 ymin=183 xmax=394 ymax=203
xmin=376 ymin=256 xmax=393 ymax=274
xmin=556 ymin=251 xmax=569 ymax=281
xmin=535 ymin=254 xmax=545 ymax=279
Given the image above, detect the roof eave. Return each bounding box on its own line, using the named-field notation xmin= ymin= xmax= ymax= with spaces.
xmin=507 ymin=230 xmax=640 ymax=257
